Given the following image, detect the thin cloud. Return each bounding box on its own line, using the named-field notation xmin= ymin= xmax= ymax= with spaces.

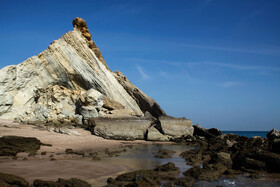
xmin=180 ymin=43 xmax=280 ymax=56
xmin=219 ymin=81 xmax=244 ymax=88
xmin=187 ymin=62 xmax=280 ymax=72
xmin=127 ymin=58 xmax=280 ymax=72
xmin=136 ymin=65 xmax=150 ymax=80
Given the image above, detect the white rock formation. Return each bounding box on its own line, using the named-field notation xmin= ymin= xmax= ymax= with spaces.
xmin=0 ymin=23 xmax=143 ymax=122
xmin=0 ymin=18 xmax=193 ymax=141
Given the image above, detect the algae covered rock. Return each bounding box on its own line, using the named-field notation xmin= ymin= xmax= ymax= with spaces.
xmin=0 ymin=136 xmax=49 ymax=156
xmin=0 ymin=172 xmax=29 ymax=187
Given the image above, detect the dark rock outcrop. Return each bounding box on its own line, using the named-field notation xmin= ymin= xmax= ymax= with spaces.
xmin=193 ymin=124 xmax=217 ymax=140
xmin=267 ymin=128 xmax=280 ymax=153
xmin=33 ymin=178 xmax=91 ymax=187
xmin=107 ymin=162 xmax=180 ymax=186
xmin=0 ymin=136 xmax=50 ymax=156
xmin=179 ymin=129 xmax=280 ymax=183
xmin=0 ymin=172 xmax=29 ymax=187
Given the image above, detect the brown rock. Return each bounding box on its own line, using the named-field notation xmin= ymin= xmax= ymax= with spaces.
xmin=175 ymin=176 xmax=195 ymax=187
xmin=72 ymin=17 xmax=109 ymax=69
xmin=0 ymin=172 xmax=29 ymax=187
xmin=103 ymin=96 xmax=125 ymax=110
xmin=0 ymin=136 xmax=46 ymax=156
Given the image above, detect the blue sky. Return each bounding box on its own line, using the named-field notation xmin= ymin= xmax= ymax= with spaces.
xmin=0 ymin=0 xmax=279 ymax=130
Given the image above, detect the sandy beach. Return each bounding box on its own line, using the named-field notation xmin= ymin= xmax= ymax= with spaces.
xmin=0 ymin=120 xmax=173 ymax=186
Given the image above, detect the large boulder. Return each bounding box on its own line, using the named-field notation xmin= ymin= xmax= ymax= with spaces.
xmin=80 ymin=88 xmax=103 ymax=108
xmin=89 ymin=117 xmax=153 ymax=140
xmin=0 ymin=172 xmax=29 ymax=187
xmin=159 ymin=116 xmax=193 ymax=138
xmin=267 ymin=129 xmax=280 ymax=153
xmin=147 ymin=126 xmax=170 ymax=141
xmin=193 ymin=124 xmax=217 ymax=139
xmin=0 ymin=136 xmax=46 ymax=156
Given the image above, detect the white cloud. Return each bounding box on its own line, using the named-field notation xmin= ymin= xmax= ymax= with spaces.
xmin=136 ymin=65 xmax=150 ymax=80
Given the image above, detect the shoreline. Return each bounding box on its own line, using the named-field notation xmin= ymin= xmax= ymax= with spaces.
xmin=0 ymin=120 xmax=174 ymax=186
xmin=1 ymin=120 xmax=280 ymax=187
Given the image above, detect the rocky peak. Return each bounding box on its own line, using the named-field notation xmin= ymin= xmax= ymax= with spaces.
xmin=0 ymin=17 xmax=167 ymax=125
xmin=73 ymin=17 xmax=108 ymax=69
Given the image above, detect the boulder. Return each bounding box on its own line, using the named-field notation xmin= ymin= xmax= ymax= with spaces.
xmin=0 ymin=172 xmax=29 ymax=187
xmin=175 ymin=176 xmax=195 ymax=187
xmin=267 ymin=129 xmax=280 ymax=153
xmin=244 ymin=158 xmax=266 ymax=170
xmin=33 ymin=178 xmax=90 ymax=187
xmin=80 ymin=106 xmax=98 ymax=120
xmin=208 ymin=128 xmax=222 ymax=136
xmin=0 ymin=136 xmax=48 ymax=156
xmin=81 ymin=88 xmax=103 ymax=108
xmin=147 ymin=126 xmax=170 ymax=141
xmin=89 ymin=117 xmax=153 ymax=140
xmin=216 ymin=152 xmax=232 ymax=168
xmin=102 ymin=96 xmax=125 ymax=110
xmin=193 ymin=124 xmax=216 ymax=139
xmin=159 ymin=116 xmax=193 ymax=138
xmin=108 ymin=162 xmax=180 ymax=186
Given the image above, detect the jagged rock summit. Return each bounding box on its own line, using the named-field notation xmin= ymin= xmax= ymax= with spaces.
xmin=0 ymin=17 xmax=193 ymax=140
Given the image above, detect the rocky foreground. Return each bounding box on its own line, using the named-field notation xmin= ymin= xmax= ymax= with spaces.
xmin=107 ymin=127 xmax=280 ymax=187
xmin=0 ymin=121 xmax=279 ymax=186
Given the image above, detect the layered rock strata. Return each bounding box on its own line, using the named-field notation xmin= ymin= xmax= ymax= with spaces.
xmin=0 ymin=18 xmax=145 ymax=122
xmin=0 ymin=17 xmax=193 ymax=140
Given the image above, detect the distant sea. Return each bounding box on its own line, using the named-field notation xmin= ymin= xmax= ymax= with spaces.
xmin=222 ymin=131 xmax=269 ymax=138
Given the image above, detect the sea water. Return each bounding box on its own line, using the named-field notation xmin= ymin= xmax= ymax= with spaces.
xmin=222 ymin=131 xmax=269 ymax=138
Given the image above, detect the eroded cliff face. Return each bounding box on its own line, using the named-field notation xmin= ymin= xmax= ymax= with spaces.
xmin=0 ymin=17 xmax=166 ymax=124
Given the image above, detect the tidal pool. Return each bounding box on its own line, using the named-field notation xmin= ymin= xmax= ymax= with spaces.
xmin=0 ymin=143 xmax=279 ymax=186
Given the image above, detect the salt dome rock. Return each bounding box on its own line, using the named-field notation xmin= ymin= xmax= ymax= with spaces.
xmin=0 ymin=17 xmax=165 ymax=123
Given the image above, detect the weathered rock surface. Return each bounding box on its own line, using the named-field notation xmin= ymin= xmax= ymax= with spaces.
xmin=147 ymin=126 xmax=171 ymax=141
xmin=267 ymin=128 xmax=280 ymax=153
xmin=193 ymin=124 xmax=218 ymax=140
xmin=0 ymin=17 xmax=195 ymax=141
xmin=178 ymin=129 xmax=280 ymax=183
xmin=0 ymin=17 xmax=156 ymax=122
xmin=88 ymin=116 xmax=194 ymax=141
xmin=33 ymin=178 xmax=91 ymax=187
xmin=0 ymin=172 xmax=29 ymax=187
xmin=107 ymin=162 xmax=180 ymax=186
xmin=88 ymin=117 xmax=152 ymax=140
xmin=159 ymin=116 xmax=193 ymax=138
xmin=0 ymin=136 xmax=51 ymax=156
